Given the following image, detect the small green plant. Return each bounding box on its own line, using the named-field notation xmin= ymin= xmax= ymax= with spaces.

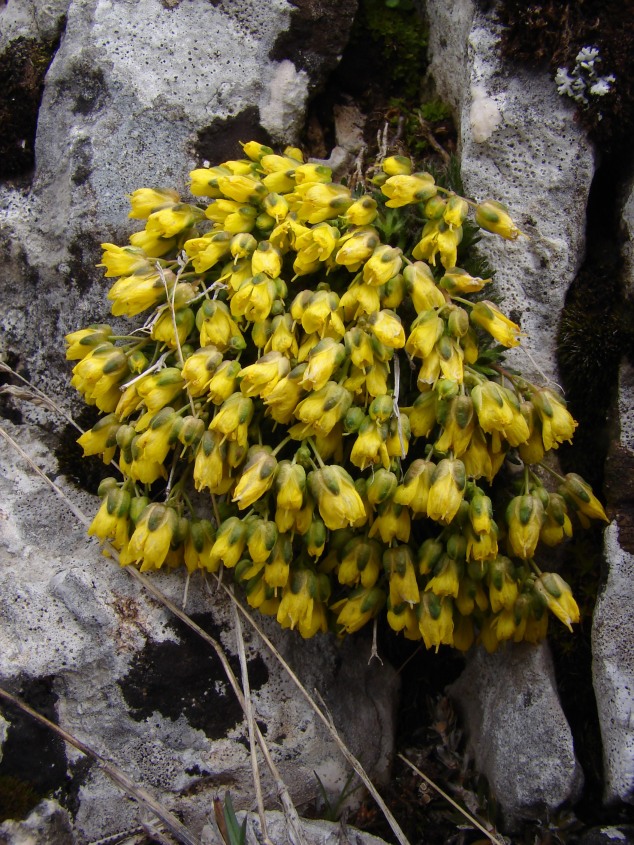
xmin=214 ymin=792 xmax=247 ymax=845
xmin=67 ymin=142 xmax=608 ymax=653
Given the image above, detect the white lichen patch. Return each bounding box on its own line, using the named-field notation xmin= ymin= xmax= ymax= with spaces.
xmin=469 ymin=85 xmax=502 ymax=143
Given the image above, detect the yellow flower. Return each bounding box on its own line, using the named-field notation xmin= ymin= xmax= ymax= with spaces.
xmin=294 ymin=162 xmax=332 ymax=184
xmin=107 ymin=272 xmax=166 ymax=317
xmin=340 ymin=286 xmax=381 ymax=322
xmin=403 ymin=262 xmax=446 ymax=313
xmin=331 ymin=586 xmax=386 ymax=634
xmin=264 ymin=534 xmax=293 ymax=589
xmin=540 ymin=493 xmax=573 ymax=546
xmin=427 ymin=458 xmax=466 ymax=524
xmin=208 ymin=516 xmax=247 ymax=570
xmin=368 ymin=309 xmax=406 ymax=349
xmin=488 ymin=556 xmax=518 ymax=612
xmin=393 ymin=459 xmax=434 ymax=515
xmin=310 ymin=466 xmax=367 ymax=531
xmin=425 ymin=554 xmax=461 ymax=598
xmin=88 ymin=487 xmax=131 ymax=549
xmin=387 ymin=602 xmax=420 ymax=639
xmin=440 ymin=267 xmax=491 ymax=295
xmin=216 ymin=173 xmax=266 ymax=203
xmin=136 ymin=368 xmax=184 ymax=414
xmin=294 ymin=382 xmax=352 ymax=437
xmin=443 ymin=196 xmax=469 ymax=227
xmin=247 ymin=518 xmax=278 ymax=563
xmin=531 ymin=388 xmax=577 ymax=450
xmin=335 ymin=227 xmax=381 ymax=269
xmin=382 ymin=173 xmax=437 ymax=207
xmin=338 ymin=538 xmax=382 ymax=588
xmin=183 ymin=449 xmax=224 ymax=517
xmin=65 ymin=324 xmax=113 ymax=360
xmin=435 ymin=394 xmax=474 ymax=457
xmin=71 ymin=344 xmax=129 ymax=412
xmin=239 ymin=351 xmax=290 ymax=398
xmin=294 ymin=182 xmax=352 ymax=223
xmin=251 ymin=241 xmax=283 ymax=278
xmin=300 ymin=290 xmax=345 ymax=338
xmin=275 ymin=462 xmax=306 ymax=512
xmin=345 ymin=196 xmax=378 ymax=226
xmin=184 ymin=519 xmax=216 ymax=573
xmin=263 ymin=364 xmax=307 ymax=424
xmin=127 ymin=504 xmax=179 ymax=571
xmin=368 ymin=498 xmax=411 ymax=544
xmin=197 ymin=299 xmax=244 ymax=352
xmin=151 ymin=307 xmax=195 ymax=349
xmin=99 ymin=244 xmax=153 ymax=277
xmin=382 ymin=155 xmax=412 ymax=176
xmin=127 ymin=188 xmax=180 ymax=220
xmin=384 ymin=546 xmax=419 ymax=607
xmin=232 ymin=447 xmax=278 ymax=509
xmin=534 ymin=573 xmax=580 ymax=631
xmin=475 ymin=200 xmax=522 ymax=240
xmin=77 ymin=414 xmax=120 ymax=464
xmin=350 ymin=417 xmax=390 ymax=471
xmin=470 ymin=300 xmax=521 ymax=347
xmin=417 ymin=593 xmax=454 ymax=651
xmin=277 ymin=569 xmax=318 ymax=631
xmin=185 ymin=231 xmax=233 ymax=273
xmin=300 ymin=337 xmax=347 ymax=391
xmin=559 ymin=473 xmax=609 ymax=524
xmin=181 ymin=346 xmax=223 ymax=397
xmin=207 ymin=360 xmax=242 ymax=405
xmin=506 ymin=494 xmax=544 ymax=559
xmin=209 ymin=393 xmax=254 ymax=446
xmin=146 ymin=203 xmax=204 ymax=237
xmin=363 ymin=245 xmax=402 ymax=287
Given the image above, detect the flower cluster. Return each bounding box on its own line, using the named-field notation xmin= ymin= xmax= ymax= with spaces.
xmin=68 ymin=142 xmax=608 ymax=652
xmin=555 ymin=46 xmax=616 ymax=106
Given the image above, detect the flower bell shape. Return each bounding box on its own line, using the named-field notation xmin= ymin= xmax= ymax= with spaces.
xmin=207 ymin=360 xmax=242 ymax=405
xmin=338 ymin=538 xmax=382 ymax=588
xmin=184 ymin=231 xmax=233 ymax=273
xmin=127 ymin=188 xmax=180 ymax=220
xmin=403 ymin=262 xmax=446 ymax=312
xmin=77 ymin=414 xmax=120 ymax=464
xmin=363 ymin=245 xmax=403 ymax=287
xmin=65 ymin=324 xmax=113 ymax=361
xmin=367 ymin=309 xmax=406 ymax=349
xmin=107 ymin=272 xmax=168 ymax=317
xmin=71 ymin=344 xmax=129 ymax=412
xmin=300 ymin=337 xmax=347 ymax=391
xmin=276 ymin=568 xmax=318 ymax=632
xmin=384 ymin=545 xmax=420 ymax=607
xmin=559 ymin=473 xmax=609 ymax=524
xmin=470 ymin=300 xmax=521 ymax=348
xmin=345 ymin=195 xmax=378 ymax=226
xmin=531 ymin=387 xmax=577 ymax=450
xmin=146 ymin=203 xmax=205 ymax=238
xmin=208 ymin=516 xmax=248 ymax=570
xmin=475 ymin=200 xmax=523 ymax=240
xmin=184 ymin=519 xmax=216 ymax=573
xmin=209 ymin=393 xmax=254 ymax=447
xmin=99 ymin=244 xmax=154 ymax=278
xmin=506 ymin=494 xmax=544 ymax=559
xmin=309 ymin=466 xmax=367 ymax=531
xmin=487 ymin=555 xmax=518 ymax=612
xmin=417 ymin=592 xmax=454 ymax=651
xmin=335 ymin=227 xmax=381 ymax=269
xmin=427 ymin=458 xmax=466 ymax=524
xmin=331 ymin=586 xmax=386 ymax=634
xmin=232 ymin=447 xmax=278 ymax=509
xmin=239 ymin=351 xmax=291 ymax=399
xmin=126 ymin=503 xmax=179 ymax=571
xmin=88 ymin=486 xmax=131 ymax=549
xmin=382 ymin=172 xmax=437 ymax=207
xmin=196 ymin=300 xmax=244 ymax=352
xmin=535 ymin=573 xmax=580 ymax=631
xmin=181 ymin=346 xmax=223 ymax=397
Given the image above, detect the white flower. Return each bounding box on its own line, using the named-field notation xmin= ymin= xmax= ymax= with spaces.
xmin=589 ymin=75 xmax=615 ymax=96
xmin=555 ymin=68 xmax=575 ymax=97
xmin=576 ymin=46 xmax=600 ymax=68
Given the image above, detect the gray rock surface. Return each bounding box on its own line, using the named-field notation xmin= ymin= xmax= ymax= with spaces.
xmin=425 ymin=0 xmax=595 ymax=384
xmin=448 ymin=643 xmax=584 ymax=828
xmin=592 ymin=177 xmax=634 ymax=806
xmin=0 ymin=421 xmax=397 ymax=842
xmin=0 ymin=0 xmax=356 ymax=413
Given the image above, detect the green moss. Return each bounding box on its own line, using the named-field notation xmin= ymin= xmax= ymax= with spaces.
xmin=353 ymin=0 xmax=428 ymax=100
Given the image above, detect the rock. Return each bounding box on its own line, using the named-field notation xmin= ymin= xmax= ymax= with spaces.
xmin=0 ymin=799 xmax=74 ymax=845
xmin=0 ymin=0 xmax=357 ymax=413
xmin=212 ymin=809 xmax=390 ymax=845
xmin=577 ymin=825 xmax=634 ymax=845
xmin=0 ymin=422 xmax=398 ymax=842
xmin=448 ymin=643 xmax=583 ymax=829
xmin=592 ymin=174 xmax=634 ymax=805
xmin=425 ymin=0 xmax=595 ymax=384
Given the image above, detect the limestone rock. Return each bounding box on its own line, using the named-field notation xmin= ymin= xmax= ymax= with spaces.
xmin=0 ymin=0 xmax=356 ymax=413
xmin=0 ymin=422 xmax=398 ymax=842
xmin=448 ymin=643 xmax=583 ymax=829
xmin=425 ymin=0 xmax=595 ymax=384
